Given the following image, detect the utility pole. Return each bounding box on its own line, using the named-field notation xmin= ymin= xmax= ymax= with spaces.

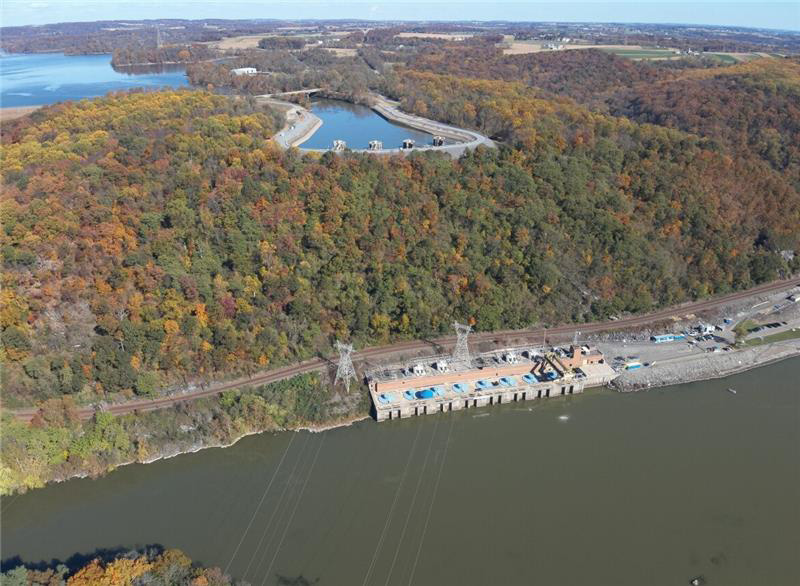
xmin=334 ymin=341 xmax=356 ymax=392
xmin=452 ymin=322 xmax=472 ymax=365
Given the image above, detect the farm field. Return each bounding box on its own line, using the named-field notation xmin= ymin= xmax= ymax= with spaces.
xmin=502 ymin=42 xmax=676 ymax=56
xmin=599 ymin=47 xmax=679 ymax=59
xmin=207 ymin=34 xmax=264 ymax=49
xmin=396 ymin=32 xmax=473 ymax=40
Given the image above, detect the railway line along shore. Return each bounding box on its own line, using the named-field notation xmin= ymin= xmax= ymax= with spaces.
xmin=7 ymin=277 xmax=799 ymax=423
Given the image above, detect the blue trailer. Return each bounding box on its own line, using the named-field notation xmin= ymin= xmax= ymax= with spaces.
xmin=651 ymin=334 xmax=686 ymax=343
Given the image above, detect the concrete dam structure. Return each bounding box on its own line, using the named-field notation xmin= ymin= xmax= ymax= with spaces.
xmin=367 ymin=344 xmax=617 ymax=421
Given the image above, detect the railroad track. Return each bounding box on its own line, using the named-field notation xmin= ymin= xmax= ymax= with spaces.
xmin=9 ymin=278 xmax=798 ymax=422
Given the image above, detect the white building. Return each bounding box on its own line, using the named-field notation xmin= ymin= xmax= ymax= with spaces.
xmin=231 ymin=67 xmax=257 ymax=76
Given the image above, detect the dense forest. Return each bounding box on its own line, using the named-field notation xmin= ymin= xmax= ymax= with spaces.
xmin=400 ymin=50 xmax=800 ymax=188
xmin=110 ymin=43 xmax=217 ymax=66
xmin=2 ymin=87 xmax=798 ymax=411
xmin=1 ymin=547 xmax=243 ymax=585
xmin=187 ymin=47 xmax=380 ymax=99
xmin=0 ymin=371 xmax=343 ymax=494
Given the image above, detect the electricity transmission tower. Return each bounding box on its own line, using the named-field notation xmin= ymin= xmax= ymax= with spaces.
xmin=451 ymin=322 xmax=472 ymax=365
xmin=334 ymin=341 xmax=357 ymax=392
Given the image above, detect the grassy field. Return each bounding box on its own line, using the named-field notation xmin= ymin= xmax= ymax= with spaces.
xmin=744 ymin=328 xmax=800 ymax=346
xmin=397 ymin=32 xmax=473 ymax=40
xmin=208 ymin=34 xmax=264 ymax=50
xmin=600 ymin=48 xmax=679 ymax=59
xmin=704 ymin=53 xmax=740 ymax=64
xmin=502 ymin=42 xmax=672 ymax=56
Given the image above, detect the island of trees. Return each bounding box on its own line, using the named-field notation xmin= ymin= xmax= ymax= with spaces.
xmin=0 ymin=547 xmax=243 ymax=585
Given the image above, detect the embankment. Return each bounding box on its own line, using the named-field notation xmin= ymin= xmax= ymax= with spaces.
xmin=613 ymin=342 xmax=800 ymax=391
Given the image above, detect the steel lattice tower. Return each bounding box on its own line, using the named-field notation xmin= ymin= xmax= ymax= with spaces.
xmin=452 ymin=322 xmax=472 ymax=365
xmin=334 ymin=341 xmax=357 ymax=392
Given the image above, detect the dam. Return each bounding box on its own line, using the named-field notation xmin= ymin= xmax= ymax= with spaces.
xmin=367 ymin=343 xmax=617 ymax=421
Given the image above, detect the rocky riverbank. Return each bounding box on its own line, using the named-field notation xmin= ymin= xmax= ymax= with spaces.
xmin=612 ymin=341 xmax=800 ymax=391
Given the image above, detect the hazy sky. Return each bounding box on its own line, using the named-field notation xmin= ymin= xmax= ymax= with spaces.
xmin=2 ymin=1 xmax=798 ymax=31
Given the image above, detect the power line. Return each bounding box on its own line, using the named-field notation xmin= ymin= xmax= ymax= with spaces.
xmin=334 ymin=341 xmax=357 ymax=392
xmin=452 ymin=322 xmax=472 ymax=365
xmin=223 ymin=388 xmax=322 ymax=576
xmin=383 ymin=418 xmax=440 ymax=586
xmin=361 ymin=421 xmax=425 ymax=586
xmin=262 ymin=433 xmax=327 ymax=585
xmin=243 ymin=433 xmax=313 ymax=580
xmin=407 ymin=415 xmax=456 ymax=586
xmin=223 ymin=431 xmax=301 ymax=576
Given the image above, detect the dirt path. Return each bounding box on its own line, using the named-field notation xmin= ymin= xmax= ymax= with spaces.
xmin=8 ymin=277 xmax=798 ymax=423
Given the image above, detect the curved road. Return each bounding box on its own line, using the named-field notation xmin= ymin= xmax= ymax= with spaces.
xmin=9 ymin=278 xmax=798 ymax=422
xmin=263 ymin=93 xmax=493 ymax=156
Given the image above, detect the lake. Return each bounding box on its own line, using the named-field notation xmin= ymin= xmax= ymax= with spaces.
xmin=0 ymin=52 xmax=188 ymax=108
xmin=302 ymin=98 xmax=438 ymax=150
xmin=2 ymin=358 xmax=798 ymax=585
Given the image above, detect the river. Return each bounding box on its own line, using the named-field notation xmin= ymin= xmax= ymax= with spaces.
xmin=0 ymin=52 xmax=188 ymax=108
xmin=301 ymin=98 xmax=438 ymax=150
xmin=2 ymin=358 xmax=798 ymax=585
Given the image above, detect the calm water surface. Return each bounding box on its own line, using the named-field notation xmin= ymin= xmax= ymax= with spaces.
xmin=2 ymin=359 xmax=799 ymax=585
xmin=303 ymin=98 xmax=437 ymax=150
xmin=0 ymin=52 xmax=188 ymax=107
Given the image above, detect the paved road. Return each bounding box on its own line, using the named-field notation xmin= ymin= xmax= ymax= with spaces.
xmin=257 ymin=97 xmax=323 ymax=148
xmin=8 ymin=278 xmax=798 ymax=423
xmin=260 ymin=88 xmax=322 ymax=99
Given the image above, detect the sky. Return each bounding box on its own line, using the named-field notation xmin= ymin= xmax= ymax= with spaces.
xmin=1 ymin=1 xmax=798 ymax=31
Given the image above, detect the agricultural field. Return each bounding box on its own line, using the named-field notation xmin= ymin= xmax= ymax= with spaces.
xmin=207 ymin=34 xmax=265 ymax=49
xmin=502 ymin=41 xmax=679 ymax=57
xmin=599 ymin=47 xmax=680 ymax=59
xmin=703 ymin=52 xmax=764 ymax=63
xmin=396 ymin=32 xmax=473 ymax=40
xmin=325 ymin=47 xmax=358 ymax=57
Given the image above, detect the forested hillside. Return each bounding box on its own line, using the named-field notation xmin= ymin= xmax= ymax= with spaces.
xmin=405 ymin=46 xmax=724 ymax=106
xmin=402 ymin=50 xmax=800 ymax=188
xmin=608 ymin=59 xmax=800 ymax=187
xmin=2 ymin=88 xmax=797 ymax=414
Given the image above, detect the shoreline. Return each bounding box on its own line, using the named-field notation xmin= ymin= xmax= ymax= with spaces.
xmin=612 ymin=342 xmax=800 ymax=392
xmin=265 ymin=93 xmax=493 ymax=157
xmin=0 ymin=105 xmax=43 ymax=121
xmin=38 ymin=412 xmax=371 ymax=494
xmin=289 ymin=114 xmax=322 ymax=147
xmin=9 ymin=343 xmax=797 ymax=496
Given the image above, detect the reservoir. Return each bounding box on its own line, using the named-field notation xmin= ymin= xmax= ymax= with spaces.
xmin=301 ymin=98 xmax=437 ymax=150
xmin=2 ymin=359 xmax=798 ymax=585
xmin=0 ymin=52 xmax=188 ymax=108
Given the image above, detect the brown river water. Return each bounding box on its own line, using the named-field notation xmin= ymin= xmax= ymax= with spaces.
xmin=2 ymin=358 xmax=799 ymax=585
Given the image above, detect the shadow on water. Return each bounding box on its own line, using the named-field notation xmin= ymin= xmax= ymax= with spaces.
xmin=1 ymin=544 xmax=165 ymax=574
xmin=275 ymin=575 xmax=320 ymax=586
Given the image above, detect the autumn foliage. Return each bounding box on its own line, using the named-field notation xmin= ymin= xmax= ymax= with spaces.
xmin=1 ymin=86 xmax=798 ymax=412
xmin=0 ymin=547 xmax=240 ymax=585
